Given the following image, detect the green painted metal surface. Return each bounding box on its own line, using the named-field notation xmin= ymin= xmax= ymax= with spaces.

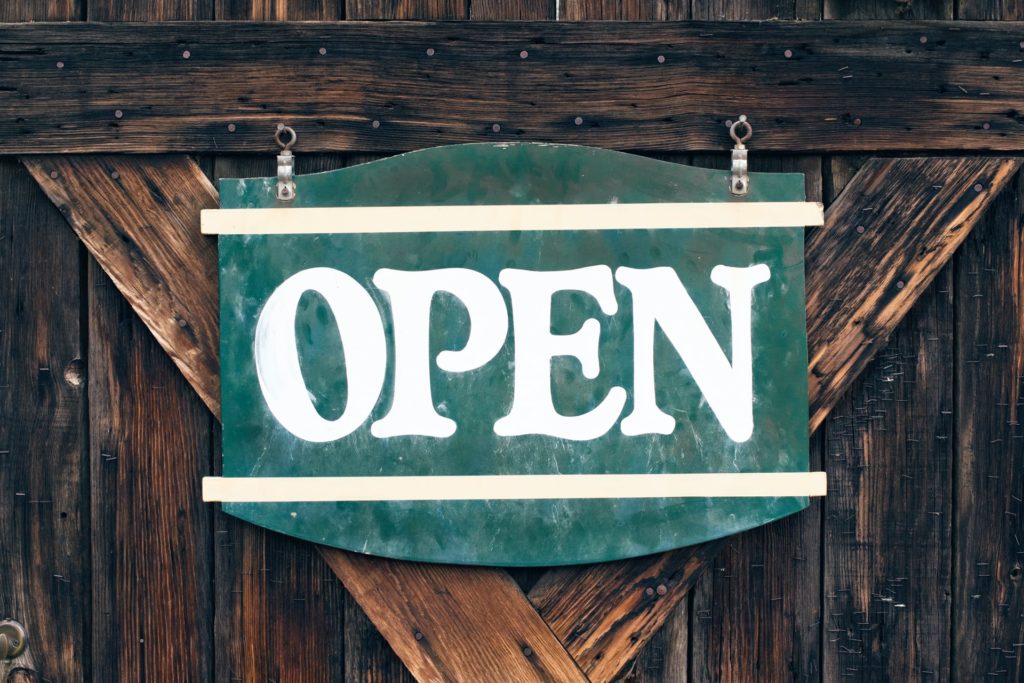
xmin=217 ymin=143 xmax=809 ymax=566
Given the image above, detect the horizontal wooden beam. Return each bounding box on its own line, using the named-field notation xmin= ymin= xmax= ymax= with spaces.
xmin=4 ymin=21 xmax=1024 ymax=154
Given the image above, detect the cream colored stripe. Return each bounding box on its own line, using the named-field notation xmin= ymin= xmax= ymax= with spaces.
xmin=203 ymin=472 xmax=826 ymax=502
xmin=201 ymin=202 xmax=824 ymax=235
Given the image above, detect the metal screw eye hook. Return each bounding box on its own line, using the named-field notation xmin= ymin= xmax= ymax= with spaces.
xmin=275 ymin=125 xmax=297 ymax=202
xmin=729 ymin=115 xmax=752 ymax=196
xmin=0 ymin=620 xmax=27 ymax=660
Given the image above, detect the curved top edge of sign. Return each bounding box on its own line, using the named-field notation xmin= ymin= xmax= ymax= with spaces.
xmin=217 ymin=142 xmax=809 ymax=209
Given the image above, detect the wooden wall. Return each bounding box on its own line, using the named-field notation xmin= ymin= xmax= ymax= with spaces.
xmin=1 ymin=1 xmax=1022 ymax=681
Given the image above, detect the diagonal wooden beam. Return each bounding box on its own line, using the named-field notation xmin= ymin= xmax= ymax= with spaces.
xmin=22 ymin=153 xmax=1018 ymax=682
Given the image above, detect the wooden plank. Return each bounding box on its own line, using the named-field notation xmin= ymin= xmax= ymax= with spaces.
xmin=825 ymin=0 xmax=951 ymax=19
xmin=23 ymin=153 xmax=1012 ymax=682
xmin=216 ymin=0 xmax=343 ymax=19
xmin=952 ymin=166 xmax=1024 ymax=681
xmin=5 ymin=21 xmax=1024 ymax=154
xmin=822 ymin=157 xmax=956 ymax=682
xmin=530 ymin=542 xmax=722 ymax=683
xmin=88 ymin=0 xmax=213 ymax=19
xmin=0 ymin=0 xmax=82 ymax=20
xmin=81 ymin=0 xmax=214 ymax=675
xmin=807 ymin=156 xmax=1021 ymax=434
xmin=0 ymin=3 xmax=85 ymax=680
xmin=0 ymin=160 xmax=87 ymax=682
xmin=688 ymin=154 xmax=823 ymax=683
xmin=88 ymin=246 xmax=214 ymax=681
xmin=951 ymin=0 xmax=1024 ymax=672
xmin=25 ymin=156 xmax=221 ymax=418
xmin=323 ymin=551 xmax=589 ymax=683
xmin=212 ymin=156 xmax=347 ymax=683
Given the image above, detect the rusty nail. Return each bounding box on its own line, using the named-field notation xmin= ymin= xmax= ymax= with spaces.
xmin=656 ymin=584 xmax=668 ymax=596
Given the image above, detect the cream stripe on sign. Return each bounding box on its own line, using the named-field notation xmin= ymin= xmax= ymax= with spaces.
xmin=201 ymin=202 xmax=824 ymax=235
xmin=203 ymin=472 xmax=827 ymax=502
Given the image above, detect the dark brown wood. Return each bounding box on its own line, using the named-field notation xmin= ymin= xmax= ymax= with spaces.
xmin=530 ymin=542 xmax=722 ymax=683
xmin=952 ymin=168 xmax=1024 ymax=681
xmin=954 ymin=0 xmax=1024 ymax=670
xmin=216 ymin=0 xmax=343 ymax=19
xmin=88 ymin=0 xmax=213 ymax=19
xmin=0 ymin=160 xmax=87 ymax=683
xmin=0 ymin=0 xmax=82 ymax=20
xmin=825 ymin=0 xmax=951 ymax=19
xmin=346 ymin=0 xmax=464 ymax=18
xmin=24 ymin=156 xmax=221 ymax=418
xmin=5 ymin=21 xmax=1024 ymax=154
xmin=0 ymin=2 xmax=85 ymax=680
xmin=88 ymin=255 xmax=214 ymax=681
xmin=822 ymin=157 xmax=956 ymax=682
xmin=807 ymin=156 xmax=1021 ymax=434
xmin=688 ymin=155 xmax=823 ymax=683
xmin=322 ymin=551 xmax=590 ymax=683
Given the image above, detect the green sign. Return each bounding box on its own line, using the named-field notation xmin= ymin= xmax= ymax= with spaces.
xmin=203 ymin=143 xmax=825 ymax=566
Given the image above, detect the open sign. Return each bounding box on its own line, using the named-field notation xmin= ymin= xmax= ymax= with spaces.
xmin=203 ymin=143 xmax=825 ymax=565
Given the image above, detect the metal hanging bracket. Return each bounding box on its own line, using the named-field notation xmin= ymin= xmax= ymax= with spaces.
xmin=729 ymin=115 xmax=752 ymax=196
xmin=275 ymin=125 xmax=297 ymax=202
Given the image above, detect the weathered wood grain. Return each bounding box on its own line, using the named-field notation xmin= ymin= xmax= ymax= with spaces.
xmin=807 ymin=156 xmax=1021 ymax=434
xmin=952 ymin=168 xmax=1024 ymax=681
xmin=823 ymin=157 xmax=956 ymax=682
xmin=216 ymin=0 xmax=342 ymax=19
xmin=5 ymin=21 xmax=1024 ymax=154
xmin=0 ymin=3 xmax=85 ymax=680
xmin=688 ymin=155 xmax=823 ymax=683
xmin=24 ymin=156 xmax=221 ymax=418
xmin=0 ymin=0 xmax=82 ymax=20
xmin=23 ymin=152 xmax=1013 ymax=682
xmin=88 ymin=259 xmax=215 ymax=680
xmin=0 ymin=160 xmax=87 ymax=683
xmin=530 ymin=542 xmax=722 ymax=683
xmin=322 ymin=551 xmax=590 ymax=683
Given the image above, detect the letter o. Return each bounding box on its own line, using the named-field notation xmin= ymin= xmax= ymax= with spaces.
xmin=254 ymin=267 xmax=386 ymax=442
